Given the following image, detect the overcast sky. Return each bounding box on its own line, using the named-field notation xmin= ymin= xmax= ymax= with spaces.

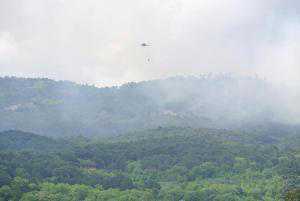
xmin=0 ymin=0 xmax=299 ymax=86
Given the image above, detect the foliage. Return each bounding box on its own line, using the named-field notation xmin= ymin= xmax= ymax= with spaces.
xmin=0 ymin=125 xmax=299 ymax=200
xmin=0 ymin=76 xmax=295 ymax=137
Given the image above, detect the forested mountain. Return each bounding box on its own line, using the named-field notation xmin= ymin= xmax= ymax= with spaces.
xmin=0 ymin=130 xmax=70 ymax=152
xmin=0 ymin=76 xmax=299 ymax=200
xmin=0 ymin=76 xmax=298 ymax=137
xmin=0 ymin=126 xmax=299 ymax=200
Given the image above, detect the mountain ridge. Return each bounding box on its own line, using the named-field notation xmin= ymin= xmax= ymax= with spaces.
xmin=0 ymin=75 xmax=298 ymax=137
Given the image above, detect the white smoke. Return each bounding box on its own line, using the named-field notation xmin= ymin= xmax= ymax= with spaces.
xmin=0 ymin=0 xmax=299 ymax=87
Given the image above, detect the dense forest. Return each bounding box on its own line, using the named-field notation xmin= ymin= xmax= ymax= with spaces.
xmin=0 ymin=76 xmax=299 ymax=200
xmin=2 ymin=0 xmax=300 ymax=199
xmin=0 ymin=76 xmax=298 ymax=137
xmin=0 ymin=126 xmax=299 ymax=200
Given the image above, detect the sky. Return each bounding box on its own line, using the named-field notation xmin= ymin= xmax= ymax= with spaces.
xmin=0 ymin=0 xmax=299 ymax=87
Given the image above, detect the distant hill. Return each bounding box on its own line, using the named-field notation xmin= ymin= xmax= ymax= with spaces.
xmin=0 ymin=75 xmax=298 ymax=137
xmin=0 ymin=126 xmax=299 ymax=200
xmin=0 ymin=130 xmax=68 ymax=152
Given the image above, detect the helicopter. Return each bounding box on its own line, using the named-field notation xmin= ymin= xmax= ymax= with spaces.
xmin=140 ymin=43 xmax=152 ymax=62
xmin=141 ymin=43 xmax=151 ymax=47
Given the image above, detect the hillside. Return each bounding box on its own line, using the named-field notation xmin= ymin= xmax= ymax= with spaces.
xmin=0 ymin=126 xmax=299 ymax=200
xmin=0 ymin=130 xmax=70 ymax=152
xmin=0 ymin=75 xmax=296 ymax=137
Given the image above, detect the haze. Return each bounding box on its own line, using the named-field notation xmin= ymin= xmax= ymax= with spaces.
xmin=0 ymin=0 xmax=299 ymax=87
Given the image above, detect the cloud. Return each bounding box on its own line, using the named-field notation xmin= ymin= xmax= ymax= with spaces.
xmin=0 ymin=32 xmax=18 ymax=62
xmin=0 ymin=0 xmax=299 ymax=86
xmin=254 ymin=18 xmax=300 ymax=86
